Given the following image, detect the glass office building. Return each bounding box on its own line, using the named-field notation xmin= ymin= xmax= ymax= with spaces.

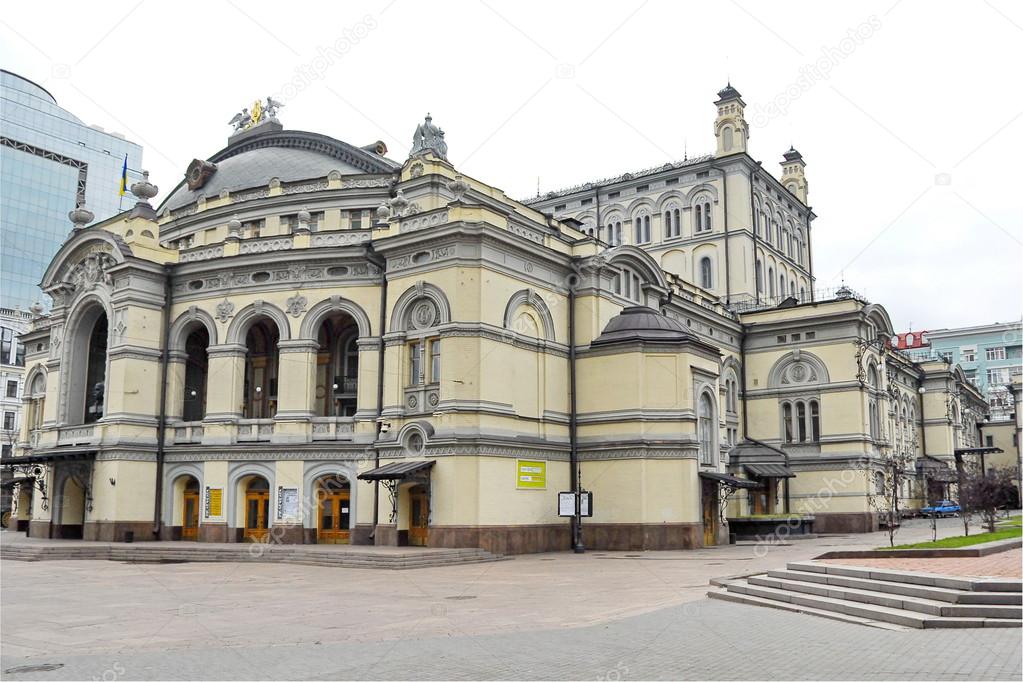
xmin=1 ymin=70 xmax=144 ymax=309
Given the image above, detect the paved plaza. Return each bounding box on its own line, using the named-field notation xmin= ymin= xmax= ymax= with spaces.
xmin=2 ymin=517 xmax=1021 ymax=680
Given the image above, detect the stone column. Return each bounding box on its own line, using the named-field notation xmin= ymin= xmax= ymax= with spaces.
xmin=203 ymin=343 xmax=246 ymax=445
xmin=165 ymin=349 xmax=188 ymax=422
xmin=273 ymin=339 xmax=318 ymax=443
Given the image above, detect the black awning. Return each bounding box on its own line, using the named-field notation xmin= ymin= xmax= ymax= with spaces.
xmin=745 ymin=462 xmax=795 ymax=478
xmin=700 ymin=471 xmax=762 ymax=489
xmin=358 ymin=460 xmax=435 ymax=481
xmin=1 ymin=451 xmax=96 ymax=466
xmin=955 ymin=447 xmax=1004 ymax=456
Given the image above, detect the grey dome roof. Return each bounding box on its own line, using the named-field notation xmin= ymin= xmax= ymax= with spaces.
xmin=160 ymin=129 xmax=400 ymax=212
xmin=591 ymin=306 xmax=698 ymax=346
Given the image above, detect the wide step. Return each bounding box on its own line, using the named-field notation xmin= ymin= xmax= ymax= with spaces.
xmin=710 ymin=562 xmax=1023 ymax=629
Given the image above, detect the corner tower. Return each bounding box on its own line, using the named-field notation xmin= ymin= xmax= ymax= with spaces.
xmin=781 ymin=146 xmax=808 ymax=203
xmin=714 ymin=83 xmax=748 ymax=157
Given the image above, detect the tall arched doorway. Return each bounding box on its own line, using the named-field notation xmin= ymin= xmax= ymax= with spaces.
xmin=182 ymin=327 xmax=209 ymax=422
xmin=181 ymin=476 xmax=200 ymax=540
xmin=243 ymin=476 xmax=270 ymax=542
xmin=243 ymin=320 xmax=280 ymax=419
xmin=315 ymin=474 xmax=351 ymax=544
xmin=57 ymin=475 xmax=86 ymax=539
xmin=66 ymin=305 xmax=109 ymax=425
xmin=315 ymin=313 xmax=360 ymax=417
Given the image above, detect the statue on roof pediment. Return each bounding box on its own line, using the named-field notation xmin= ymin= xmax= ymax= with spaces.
xmin=411 ymin=113 xmax=448 ymax=161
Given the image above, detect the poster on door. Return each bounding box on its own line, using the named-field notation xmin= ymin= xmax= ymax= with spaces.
xmin=204 ymin=487 xmax=223 ymax=519
xmin=276 ymin=487 xmax=299 ymax=521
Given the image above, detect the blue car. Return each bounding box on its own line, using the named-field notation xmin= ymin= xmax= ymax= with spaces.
xmin=921 ymin=500 xmax=961 ymax=517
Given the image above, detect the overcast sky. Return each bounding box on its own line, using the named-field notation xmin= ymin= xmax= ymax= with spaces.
xmin=2 ymin=1 xmax=1021 ymax=331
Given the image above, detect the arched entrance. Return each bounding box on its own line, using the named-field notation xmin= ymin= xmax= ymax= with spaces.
xmin=181 ymin=476 xmax=200 ymax=540
xmin=182 ymin=327 xmax=209 ymax=421
xmin=56 ymin=475 xmax=86 ymax=539
xmin=243 ymin=320 xmax=280 ymax=419
xmin=408 ymin=484 xmax=429 ymax=547
xmin=315 ymin=474 xmax=351 ymax=544
xmin=315 ymin=313 xmax=360 ymax=417
xmin=243 ymin=476 xmax=270 ymax=542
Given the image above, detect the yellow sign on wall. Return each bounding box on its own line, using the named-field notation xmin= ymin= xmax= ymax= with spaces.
xmin=205 ymin=487 xmax=223 ymax=518
xmin=517 ymin=460 xmax=546 ymax=489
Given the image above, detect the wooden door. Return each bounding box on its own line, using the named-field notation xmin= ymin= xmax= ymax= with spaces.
xmin=244 ymin=491 xmax=270 ymax=542
xmin=409 ymin=486 xmax=429 ymax=547
xmin=702 ymin=480 xmax=717 ymax=546
xmin=182 ymin=491 xmax=200 ymax=541
xmin=317 ymin=490 xmax=351 ymax=544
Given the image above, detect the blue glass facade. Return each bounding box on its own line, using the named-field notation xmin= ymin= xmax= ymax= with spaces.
xmin=1 ymin=70 xmax=144 ymax=309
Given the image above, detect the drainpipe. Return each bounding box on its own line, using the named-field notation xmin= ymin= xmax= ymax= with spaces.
xmin=720 ymin=166 xmax=731 ymax=304
xmin=805 ymin=210 xmax=815 ymax=301
xmin=739 ymin=321 xmax=790 ymax=513
xmin=569 ymin=262 xmax=583 ymax=553
xmin=152 ymin=263 xmax=172 ymax=537
xmin=748 ymin=168 xmax=760 ymax=305
xmin=366 ymin=244 xmax=388 ymax=542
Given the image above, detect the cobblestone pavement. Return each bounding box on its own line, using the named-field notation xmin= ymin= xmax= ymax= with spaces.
xmin=1 ymin=599 xmax=1020 ymax=681
xmin=821 ymin=547 xmax=1023 ymax=578
xmin=2 ymin=517 xmax=1020 ymax=680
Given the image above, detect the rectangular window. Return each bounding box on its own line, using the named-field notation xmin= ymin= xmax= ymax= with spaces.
xmin=961 ymin=350 xmax=976 ymax=362
xmin=939 ymin=351 xmax=953 ymax=362
xmin=607 ymin=191 xmax=620 ymax=199
xmin=665 ymin=178 xmax=679 ymax=186
xmin=430 ymin=339 xmax=441 ymax=384
xmin=986 ymin=347 xmax=1006 ymax=361
xmin=635 ymin=185 xmax=648 ymax=193
xmin=409 ymin=342 xmax=422 ymax=385
xmin=985 ymin=435 xmax=994 ymax=447
xmin=554 ymin=204 xmax=566 ymax=212
xmin=580 ymin=198 xmax=592 ymax=206
xmin=777 ymin=335 xmax=787 ymax=343
xmin=350 ymin=210 xmax=363 ymax=230
xmin=805 ymin=331 xmax=816 ymax=340
xmin=987 ymin=368 xmax=1009 ymax=384
xmin=5 ymin=380 xmax=16 ymax=398
xmin=2 ymin=412 xmax=13 ymax=431
xmin=0 ymin=328 xmax=11 ymax=363
xmin=790 ymin=333 xmax=801 ymax=341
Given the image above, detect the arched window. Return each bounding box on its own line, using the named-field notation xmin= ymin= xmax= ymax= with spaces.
xmin=612 ymin=266 xmax=644 ymax=303
xmin=182 ymin=326 xmax=209 ymax=422
xmin=663 ymin=205 xmax=681 ymax=239
xmin=316 ymin=313 xmax=361 ymax=417
xmin=28 ymin=372 xmax=46 ymax=432
xmin=789 ymin=280 xmax=796 ymax=297
xmin=779 ymin=274 xmax=786 ymax=297
xmin=634 ymin=214 xmax=651 ymax=243
xmin=723 ymin=126 xmax=734 ymax=151
xmin=755 ymin=260 xmax=764 ymax=294
xmin=83 ymin=313 xmax=108 ymax=424
xmin=782 ymin=398 xmax=822 ymax=443
xmin=604 ymin=220 xmax=623 ymax=246
xmin=753 ymin=200 xmax=762 ymax=237
xmin=725 ymin=376 xmax=738 ymax=414
xmin=768 ymin=267 xmax=775 ymax=297
xmin=700 ymin=201 xmax=712 ymax=232
xmin=700 ymin=257 xmax=713 ymax=289
xmin=694 ymin=204 xmax=703 ymax=233
xmin=243 ymin=319 xmax=280 ymax=419
xmin=698 ymin=393 xmax=716 ymax=464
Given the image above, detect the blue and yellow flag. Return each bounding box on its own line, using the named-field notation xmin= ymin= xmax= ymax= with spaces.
xmin=118 ymin=155 xmax=128 ymax=196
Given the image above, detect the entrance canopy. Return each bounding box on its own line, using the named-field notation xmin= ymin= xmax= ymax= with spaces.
xmin=699 ymin=471 xmax=761 ymax=489
xmin=358 ymin=460 xmax=434 ymax=481
xmin=1 ymin=451 xmax=96 ymax=466
xmin=744 ymin=462 xmax=795 ymax=478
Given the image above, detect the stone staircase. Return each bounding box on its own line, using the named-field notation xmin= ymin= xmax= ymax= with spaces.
xmin=709 ymin=561 xmax=1022 ymax=629
xmin=0 ymin=542 xmax=505 ymax=570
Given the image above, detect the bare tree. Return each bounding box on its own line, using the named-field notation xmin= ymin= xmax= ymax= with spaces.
xmin=960 ymin=465 xmax=1018 ymax=534
xmin=866 ymin=450 xmax=915 ymax=547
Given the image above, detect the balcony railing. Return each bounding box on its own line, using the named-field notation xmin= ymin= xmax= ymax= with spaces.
xmin=172 ymin=421 xmax=204 ymax=444
xmin=57 ymin=425 xmax=96 ymax=446
xmin=237 ymin=419 xmax=274 ymax=442
xmin=311 ymin=417 xmax=356 ymax=441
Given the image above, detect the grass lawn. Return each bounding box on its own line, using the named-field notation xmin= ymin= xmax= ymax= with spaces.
xmin=885 ymin=524 xmax=1022 ymax=550
xmin=996 ymin=516 xmax=1022 ymax=528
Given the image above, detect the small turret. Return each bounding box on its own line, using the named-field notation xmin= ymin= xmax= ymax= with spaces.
xmin=781 ymin=147 xmax=808 ymax=203
xmin=714 ymin=83 xmax=748 ymax=157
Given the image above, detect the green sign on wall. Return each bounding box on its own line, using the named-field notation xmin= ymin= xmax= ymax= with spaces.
xmin=517 ymin=460 xmax=546 ymax=489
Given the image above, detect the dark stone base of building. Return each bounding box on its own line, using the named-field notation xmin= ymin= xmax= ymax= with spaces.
xmin=582 ymin=522 xmax=703 ymax=551
xmin=813 ymin=512 xmax=879 ymax=534
xmin=84 ymin=521 xmax=153 ymax=542
xmin=199 ymin=523 xmax=229 ymax=542
xmin=431 ymin=524 xmax=570 ymax=554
